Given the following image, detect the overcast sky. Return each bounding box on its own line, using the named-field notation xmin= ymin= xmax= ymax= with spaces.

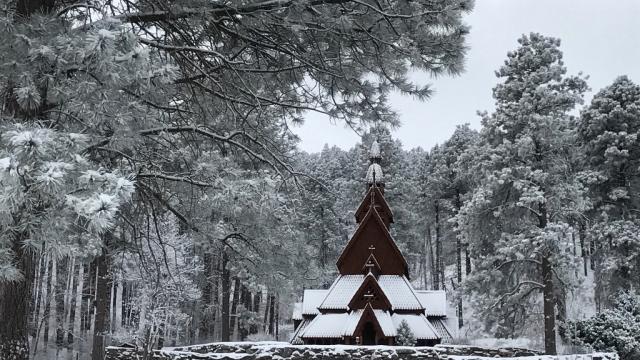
xmin=292 ymin=0 xmax=640 ymax=153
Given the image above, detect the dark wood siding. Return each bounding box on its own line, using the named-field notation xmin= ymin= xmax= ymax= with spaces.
xmin=337 ymin=216 xmax=406 ymax=275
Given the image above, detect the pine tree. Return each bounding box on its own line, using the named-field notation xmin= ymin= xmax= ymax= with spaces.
xmin=576 ymin=76 xmax=640 ymax=304
xmin=564 ymin=292 xmax=640 ymax=360
xmin=459 ymin=33 xmax=589 ymax=354
xmin=395 ymin=319 xmax=416 ymax=346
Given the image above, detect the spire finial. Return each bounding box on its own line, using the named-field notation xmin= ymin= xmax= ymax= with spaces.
xmin=369 ymin=140 xmax=381 ymax=163
xmin=366 ymin=140 xmax=384 ymax=186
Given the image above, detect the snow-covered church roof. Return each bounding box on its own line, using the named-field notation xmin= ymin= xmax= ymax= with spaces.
xmin=415 ymin=290 xmax=447 ymax=317
xmin=302 ymin=289 xmax=328 ymax=315
xmin=392 ymin=313 xmax=440 ymax=340
xmin=298 ymin=309 xmax=440 ymax=340
xmin=378 ymin=276 xmax=423 ymax=310
xmin=298 ymin=312 xmax=361 ymax=338
xmin=318 ymin=275 xmax=364 ymax=310
xmin=366 ymin=163 xmax=384 ymax=184
xmin=309 ymin=275 xmax=424 ymax=311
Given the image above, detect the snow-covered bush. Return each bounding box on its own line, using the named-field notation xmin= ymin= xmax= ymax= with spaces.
xmin=563 ymin=292 xmax=640 ymax=360
xmin=395 ymin=320 xmax=416 ymax=346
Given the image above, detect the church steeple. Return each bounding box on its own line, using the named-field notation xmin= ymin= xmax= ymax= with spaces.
xmin=356 ymin=140 xmax=393 ymax=226
xmin=337 ymin=140 xmax=407 ymax=277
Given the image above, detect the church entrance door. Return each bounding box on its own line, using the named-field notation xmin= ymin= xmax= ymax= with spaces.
xmin=362 ymin=322 xmax=376 ymax=345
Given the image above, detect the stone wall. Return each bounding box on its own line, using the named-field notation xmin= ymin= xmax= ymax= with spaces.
xmin=105 ymin=342 xmax=617 ymax=360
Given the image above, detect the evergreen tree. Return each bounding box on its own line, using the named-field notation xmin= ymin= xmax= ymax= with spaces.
xmin=578 ymin=76 xmax=640 ymax=217
xmin=577 ymin=76 xmax=640 ymax=305
xmin=459 ymin=33 xmax=589 ymax=354
xmin=0 ymin=13 xmax=153 ymax=357
xmin=564 ymin=291 xmax=640 ymax=360
xmin=438 ymin=124 xmax=479 ymax=327
xmin=395 ymin=319 xmax=416 ymax=346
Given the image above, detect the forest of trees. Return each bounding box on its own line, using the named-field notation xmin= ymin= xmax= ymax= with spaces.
xmin=1 ymin=1 xmax=639 ymax=360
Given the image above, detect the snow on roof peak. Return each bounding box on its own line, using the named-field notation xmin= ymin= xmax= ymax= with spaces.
xmin=366 ymin=163 xmax=384 ymax=184
xmin=370 ymin=140 xmax=381 ymax=159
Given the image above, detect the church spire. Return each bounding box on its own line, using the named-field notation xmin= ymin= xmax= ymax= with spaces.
xmin=366 ymin=140 xmax=384 ymax=186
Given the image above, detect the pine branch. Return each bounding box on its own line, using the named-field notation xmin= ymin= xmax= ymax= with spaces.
xmin=136 ymin=173 xmax=216 ymax=188
xmin=116 ymin=0 xmax=351 ymax=23
xmin=491 ymin=280 xmax=544 ymax=308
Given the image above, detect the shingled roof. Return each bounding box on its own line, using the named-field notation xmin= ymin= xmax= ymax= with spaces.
xmin=301 ymin=289 xmax=328 ymax=315
xmin=415 ymin=290 xmax=447 ymax=317
xmin=316 ymin=274 xmax=425 ymax=312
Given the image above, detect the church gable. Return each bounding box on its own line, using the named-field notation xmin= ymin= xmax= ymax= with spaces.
xmin=348 ymin=274 xmax=392 ymax=310
xmin=362 ymin=253 xmax=382 ymax=276
xmin=354 ymin=186 xmax=393 ymax=226
xmin=352 ymin=304 xmax=392 ymax=344
xmin=337 ymin=207 xmax=408 ymax=276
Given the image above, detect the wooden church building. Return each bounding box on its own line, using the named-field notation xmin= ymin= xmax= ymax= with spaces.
xmin=291 ymin=141 xmax=453 ymax=346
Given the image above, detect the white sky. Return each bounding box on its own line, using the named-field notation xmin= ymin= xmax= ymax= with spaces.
xmin=292 ymin=0 xmax=640 ymax=153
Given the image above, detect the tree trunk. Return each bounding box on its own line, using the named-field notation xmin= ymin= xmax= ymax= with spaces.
xmin=420 ymin=234 xmax=427 ymax=289
xmin=47 ymin=256 xmax=58 ymax=346
xmin=455 ymin=193 xmax=463 ymax=329
xmin=262 ymin=291 xmax=269 ymax=333
xmin=62 ymin=257 xmax=75 ymax=345
xmin=92 ymin=241 xmax=112 ymax=360
xmin=434 ymin=201 xmax=443 ymax=290
xmin=268 ymin=294 xmax=275 ymax=335
xmin=35 ymin=253 xmax=50 ymax=352
xmin=593 ymin=251 xmax=604 ymax=313
xmin=31 ymin=253 xmax=45 ymax=337
xmin=426 ymin=226 xmax=437 ymax=290
xmin=542 ymin=255 xmax=557 ymax=355
xmin=239 ymin=285 xmax=250 ymax=340
xmin=229 ymin=277 xmax=240 ymax=340
xmin=251 ymin=290 xmax=261 ymax=335
xmin=274 ymin=294 xmax=279 ymax=340
xmin=113 ymin=277 xmax=123 ymax=332
xmin=0 ymin=231 xmax=35 ymax=360
xmin=579 ymin=222 xmax=588 ymax=276
xmin=212 ymin=256 xmax=220 ymax=340
xmin=464 ymin=243 xmax=472 ymax=275
xmin=220 ymin=251 xmax=230 ymax=342
xmin=72 ymin=260 xmax=84 ymax=346
xmin=42 ymin=257 xmax=52 ymax=349
xmin=538 ymin=202 xmax=556 ymax=355
xmin=200 ymin=251 xmax=213 ymax=341
xmin=319 ymin=206 xmax=327 ymax=267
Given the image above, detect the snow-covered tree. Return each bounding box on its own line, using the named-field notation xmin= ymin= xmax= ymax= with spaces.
xmin=564 ymin=291 xmax=640 ymax=360
xmin=459 ymin=33 xmax=589 ymax=354
xmin=576 ymin=76 xmax=640 ymax=305
xmin=578 ymin=76 xmax=640 ymax=217
xmin=0 ymin=12 xmax=156 ymax=357
xmin=115 ymin=215 xmax=200 ymax=353
xmin=395 ymin=319 xmax=416 ymax=346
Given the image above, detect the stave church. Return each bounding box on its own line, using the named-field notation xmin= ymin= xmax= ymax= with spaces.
xmin=291 ymin=141 xmax=453 ymax=346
